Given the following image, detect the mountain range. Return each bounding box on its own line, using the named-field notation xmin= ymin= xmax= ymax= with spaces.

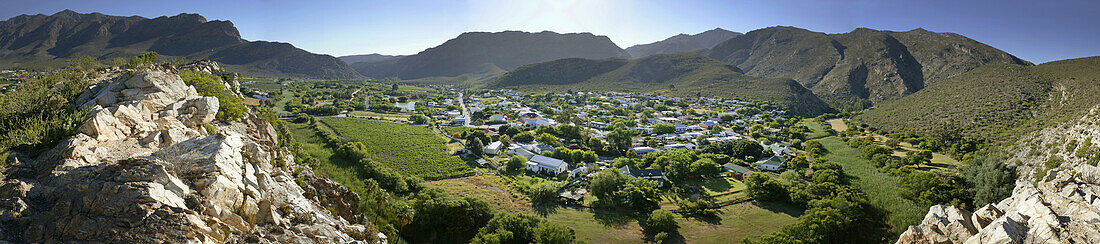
xmin=0 ymin=10 xmax=359 ymax=78
xmin=489 ymin=53 xmax=833 ymax=116
xmin=347 ymin=31 xmax=630 ymax=81
xmin=704 ymin=26 xmax=1031 ymax=110
xmin=624 ymin=28 xmax=742 ymax=58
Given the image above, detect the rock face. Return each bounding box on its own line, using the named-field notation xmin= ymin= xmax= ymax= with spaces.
xmin=0 ymin=64 xmax=366 ymax=243
xmin=897 ymin=109 xmax=1100 ymax=244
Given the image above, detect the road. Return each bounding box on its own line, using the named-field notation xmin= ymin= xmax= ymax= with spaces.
xmin=457 ymin=91 xmax=471 ymax=127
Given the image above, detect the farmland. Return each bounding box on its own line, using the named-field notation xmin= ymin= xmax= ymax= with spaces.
xmin=815 ymin=136 xmax=925 ymax=233
xmin=319 ymin=117 xmax=473 ymax=179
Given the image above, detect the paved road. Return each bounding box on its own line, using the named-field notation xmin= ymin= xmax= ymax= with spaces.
xmin=457 ymin=92 xmax=471 ymax=127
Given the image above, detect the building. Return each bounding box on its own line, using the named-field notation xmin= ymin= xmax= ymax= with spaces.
xmin=763 ymin=143 xmax=792 ymax=157
xmin=619 ymin=166 xmax=667 ymax=187
xmin=723 ymin=163 xmax=752 ymax=180
xmin=632 ymin=146 xmax=658 ymax=155
xmin=453 ymin=117 xmax=466 ymax=125
xmin=756 ymin=155 xmax=785 ymax=171
xmin=662 ymin=143 xmax=695 ymax=150
xmin=484 ymin=141 xmax=503 ymax=155
xmin=527 ymin=155 xmax=569 ymax=175
xmin=525 ymin=118 xmax=554 ymax=127
xmin=395 ymin=101 xmax=416 ymax=112
xmin=489 ymin=114 xmax=506 ymax=122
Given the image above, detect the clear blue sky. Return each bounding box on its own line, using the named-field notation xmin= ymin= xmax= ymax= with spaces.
xmin=2 ymin=0 xmax=1098 ymax=63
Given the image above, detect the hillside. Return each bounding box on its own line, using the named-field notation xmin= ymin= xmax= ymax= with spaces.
xmin=338 ymin=53 xmax=404 ymax=65
xmin=0 ymin=10 xmax=359 ymax=78
xmin=489 ymin=53 xmax=833 ymax=116
xmin=354 ymin=31 xmax=630 ymax=80
xmin=706 ymin=27 xmax=1030 ymax=110
xmin=855 ymin=56 xmax=1100 ymax=141
xmin=625 ymin=28 xmax=741 ymax=58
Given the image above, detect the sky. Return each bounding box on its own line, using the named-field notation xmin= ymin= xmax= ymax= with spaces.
xmin=1 ymin=0 xmax=1098 ymax=63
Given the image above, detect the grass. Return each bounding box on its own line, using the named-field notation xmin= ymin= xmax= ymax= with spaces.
xmin=826 ymin=118 xmax=848 ymax=132
xmin=815 ymin=136 xmax=924 ymax=234
xmin=286 ymin=121 xmax=376 ymax=197
xmin=429 ymin=173 xmax=797 ymax=243
xmin=349 ymin=111 xmax=412 ymax=121
xmin=798 ymin=119 xmax=830 ymax=139
xmin=319 ymin=117 xmax=473 ymax=179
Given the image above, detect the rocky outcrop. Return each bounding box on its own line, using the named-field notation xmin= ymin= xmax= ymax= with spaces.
xmin=0 ymin=64 xmax=366 ymax=243
xmin=897 ymin=108 xmax=1100 ymax=244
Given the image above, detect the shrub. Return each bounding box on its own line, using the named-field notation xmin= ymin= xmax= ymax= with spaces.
xmin=646 ymin=209 xmax=678 ymax=233
xmin=128 ymin=52 xmax=158 ymax=69
xmin=180 ymin=70 xmax=246 ymax=121
xmin=507 ymin=156 xmax=528 ymax=171
xmin=202 ymin=123 xmax=217 ymax=135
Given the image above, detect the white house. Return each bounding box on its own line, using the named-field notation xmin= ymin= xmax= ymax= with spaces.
xmin=525 ymin=118 xmax=554 ymax=127
xmin=489 ymin=114 xmax=507 ymax=122
xmin=755 ymin=155 xmax=785 ymax=171
xmin=527 ymin=155 xmax=569 ymax=175
xmin=632 ymin=146 xmax=659 ymax=155
xmin=484 ymin=141 xmax=503 ymax=155
xmin=663 ymin=143 xmax=695 ymax=150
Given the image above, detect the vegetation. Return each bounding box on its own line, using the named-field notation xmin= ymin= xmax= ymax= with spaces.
xmin=471 ymin=213 xmax=576 ymax=244
xmin=320 ymin=117 xmax=473 ymax=178
xmin=0 ymin=57 xmax=98 ymax=160
xmin=180 ymin=70 xmax=247 ymax=120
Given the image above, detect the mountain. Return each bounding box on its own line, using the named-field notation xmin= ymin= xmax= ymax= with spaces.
xmin=854 ymin=56 xmax=1100 ymax=141
xmin=706 ymin=26 xmax=1030 ymax=110
xmin=489 ymin=53 xmax=833 ymax=116
xmin=625 ymin=28 xmax=742 ymax=58
xmin=354 ymin=31 xmax=630 ymax=80
xmin=338 ymin=53 xmax=404 ymax=65
xmin=0 ymin=10 xmax=359 ymax=78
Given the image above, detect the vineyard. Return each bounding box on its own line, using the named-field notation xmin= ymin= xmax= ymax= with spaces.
xmin=319 ymin=117 xmax=473 ymax=179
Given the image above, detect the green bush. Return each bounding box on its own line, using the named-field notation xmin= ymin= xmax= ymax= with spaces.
xmin=202 ymin=123 xmax=217 ymax=135
xmin=128 ymin=52 xmax=158 ymax=69
xmin=179 ymin=70 xmax=246 ymax=121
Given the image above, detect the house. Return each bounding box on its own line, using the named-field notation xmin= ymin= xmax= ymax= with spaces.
xmin=619 ymin=166 xmax=668 ymax=187
xmin=706 ymin=135 xmax=742 ymax=143
xmin=763 ymin=143 xmax=792 ymax=157
xmin=484 ymin=141 xmax=503 ymax=155
xmin=674 ymin=124 xmax=689 ymax=133
xmin=662 ymin=143 xmax=695 ymax=150
xmin=527 ymin=155 xmax=569 ymax=175
xmin=589 ymin=121 xmax=609 ymax=129
xmin=510 ymin=142 xmax=553 ymax=156
xmin=525 ymin=118 xmax=554 ymax=127
xmin=632 ymin=146 xmax=658 ymax=155
xmin=755 ymin=155 xmax=785 ymax=171
xmin=489 ymin=114 xmax=507 ymax=122
xmin=508 ymin=146 xmax=537 ymax=159
xmin=453 ymin=117 xmax=466 ymax=125
xmin=723 ymin=163 xmax=752 ymax=180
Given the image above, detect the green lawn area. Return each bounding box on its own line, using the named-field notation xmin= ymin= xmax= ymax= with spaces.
xmin=815 ymin=136 xmax=924 ymax=234
xmin=826 ymin=118 xmax=848 ymax=132
xmin=798 ymin=119 xmax=830 ymax=139
xmin=273 ymin=90 xmax=294 ymax=117
xmin=541 ymin=201 xmax=800 ymax=244
xmin=319 ymin=117 xmax=473 ymax=179
xmin=286 ymin=121 xmax=376 ymax=197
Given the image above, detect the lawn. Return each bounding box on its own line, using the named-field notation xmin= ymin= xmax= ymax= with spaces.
xmin=429 ymin=174 xmax=798 ymax=244
xmin=286 ymin=121 xmax=376 ymax=197
xmin=319 ymin=117 xmax=473 ymax=179
xmin=815 ymin=136 xmax=924 ymax=234
xmin=798 ymin=119 xmax=830 ymax=139
xmin=826 ymin=118 xmax=848 ymax=132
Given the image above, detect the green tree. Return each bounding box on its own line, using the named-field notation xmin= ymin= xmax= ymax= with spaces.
xmin=411 ymin=114 xmax=429 ymax=124
xmin=406 ymin=189 xmax=495 ymax=243
xmin=537 ymin=133 xmax=563 ymax=146
xmin=590 ymin=168 xmax=627 ymax=201
xmin=513 ymin=131 xmax=536 ymax=142
xmin=508 ymin=156 xmax=528 ymax=172
xmin=617 ymin=178 xmax=661 ymax=212
xmin=469 ymin=137 xmax=484 ymax=156
xmin=606 ymin=128 xmax=633 ymax=155
xmin=646 ymin=209 xmax=678 ymax=233
xmin=652 ymin=123 xmax=676 ymax=134
xmin=745 ymin=173 xmax=788 ymax=202
xmin=471 ymin=213 xmax=575 ymax=244
xmin=180 ymin=70 xmax=246 ymax=120
xmin=528 ymin=181 xmax=564 ymax=203
xmin=962 ymin=156 xmax=1016 ymax=207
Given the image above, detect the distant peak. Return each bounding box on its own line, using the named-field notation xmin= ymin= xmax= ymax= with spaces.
xmin=53 ymin=9 xmax=79 ymax=16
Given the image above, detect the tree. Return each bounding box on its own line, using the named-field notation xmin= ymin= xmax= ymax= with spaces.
xmin=779 ymin=170 xmax=801 ymax=184
xmin=528 ymin=181 xmax=564 ymax=203
xmin=498 ymin=135 xmax=511 ymax=150
xmin=962 ymin=156 xmax=1016 ymax=207
xmin=700 ymin=140 xmax=764 ymax=161
xmin=293 ymin=113 xmax=310 ymax=123
xmin=590 ymin=169 xmax=627 ymax=200
xmin=537 ymin=133 xmax=562 ymax=146
xmin=391 ymin=83 xmax=400 ymax=91
xmin=406 ymin=189 xmax=495 ymax=243
xmin=471 ymin=213 xmax=575 ymax=244
xmin=508 ymin=156 xmax=528 ymax=172
xmin=618 ymin=178 xmax=661 ymax=212
xmin=744 ymin=173 xmax=788 ymax=202
xmin=587 ymin=137 xmax=605 ymax=152
xmin=646 ymin=209 xmax=678 ymax=233
xmin=719 ymin=114 xmax=736 ymax=122
xmin=513 ymin=131 xmax=536 ymax=142
xmin=858 ymin=144 xmax=891 ymax=160
xmin=469 ymin=138 xmax=484 ymax=156
xmin=652 ymin=123 xmax=676 ymax=135
xmin=411 ymin=114 xmax=429 ymax=124
xmin=606 ymin=128 xmax=633 ymax=155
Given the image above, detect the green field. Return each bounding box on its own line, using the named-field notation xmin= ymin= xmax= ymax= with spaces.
xmin=286 ymin=121 xmax=379 ymax=197
xmin=319 ymin=117 xmax=473 ymax=179
xmin=798 ymin=119 xmax=830 ymax=139
xmin=815 ymin=136 xmax=924 ymax=234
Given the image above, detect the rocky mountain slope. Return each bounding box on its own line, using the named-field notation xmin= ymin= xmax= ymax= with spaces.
xmin=353 ymin=30 xmax=630 ymax=80
xmin=0 ymin=62 xmax=368 ymax=242
xmin=855 ymin=56 xmax=1100 ymax=141
xmin=897 ymin=107 xmax=1100 ymax=243
xmin=705 ymin=26 xmax=1030 ymax=110
xmin=489 ymin=53 xmax=833 ymax=116
xmin=338 ymin=53 xmax=404 ymax=66
xmin=624 ymin=28 xmax=742 ymax=59
xmin=0 ymin=10 xmax=359 ymax=78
